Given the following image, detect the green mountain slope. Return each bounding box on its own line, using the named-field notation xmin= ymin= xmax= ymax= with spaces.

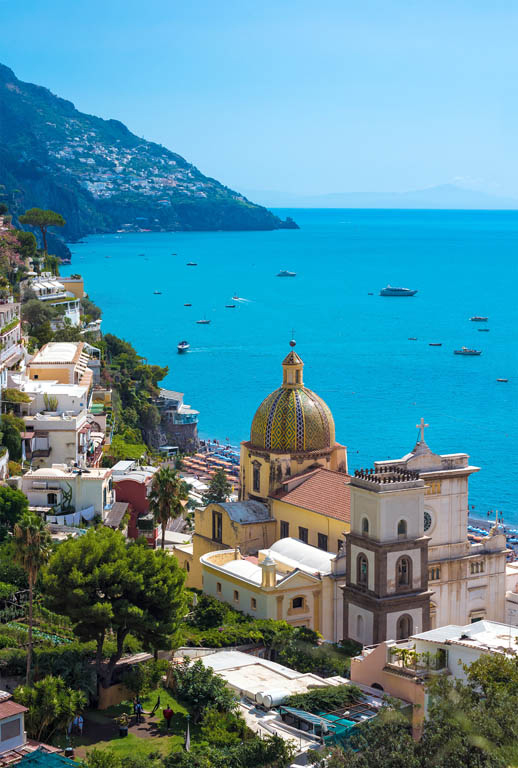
xmin=0 ymin=63 xmax=297 ymax=242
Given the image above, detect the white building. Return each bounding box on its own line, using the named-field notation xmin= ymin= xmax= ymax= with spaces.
xmin=21 ymin=464 xmax=114 ymax=523
xmin=10 ymin=373 xmax=103 ymax=468
xmin=0 ymin=296 xmax=23 ymax=389
xmin=374 ymin=425 xmax=507 ymax=629
xmin=201 ymin=537 xmax=346 ymax=643
xmin=28 ymin=273 xmax=81 ymax=327
xmin=0 ymin=688 xmax=63 ymax=762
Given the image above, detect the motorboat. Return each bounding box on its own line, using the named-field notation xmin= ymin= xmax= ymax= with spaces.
xmin=184 ymin=303 xmax=192 ymax=307
xmin=408 ymin=337 xmax=418 ymax=341
xmin=454 ymin=347 xmax=482 ymax=356
xmin=380 ymin=285 xmax=417 ymax=296
xmin=429 ymin=343 xmax=442 ymax=346
xmin=477 ymin=328 xmax=490 ymax=332
xmin=368 ymin=292 xmax=374 ymax=295
xmin=470 ymin=316 xmax=488 ymax=322
xmin=196 ymin=319 xmax=211 ymax=325
xmin=153 ymin=291 xmax=162 ymax=295
xmin=225 ymin=304 xmax=236 ymax=308
xmin=177 ymin=341 xmax=190 ymax=353
xmin=497 ymin=378 xmax=508 ymax=382
xmin=277 ymin=270 xmax=296 ymax=277
xmin=187 ymin=262 xmax=197 ymax=266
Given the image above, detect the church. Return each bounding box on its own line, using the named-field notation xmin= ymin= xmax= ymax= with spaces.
xmin=190 ymin=342 xmax=507 ymax=642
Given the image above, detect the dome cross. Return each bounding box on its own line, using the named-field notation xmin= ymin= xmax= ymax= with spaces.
xmin=416 ymin=418 xmax=429 ymax=443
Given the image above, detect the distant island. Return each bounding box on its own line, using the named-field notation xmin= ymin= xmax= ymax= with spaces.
xmin=0 ymin=63 xmax=298 ymax=252
xmin=244 ymin=183 xmax=518 ymax=210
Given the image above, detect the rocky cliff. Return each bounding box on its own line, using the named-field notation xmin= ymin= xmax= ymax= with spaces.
xmin=0 ymin=63 xmax=297 ymax=244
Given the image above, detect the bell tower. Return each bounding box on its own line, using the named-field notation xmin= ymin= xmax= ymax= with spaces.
xmin=343 ymin=465 xmax=431 ymax=645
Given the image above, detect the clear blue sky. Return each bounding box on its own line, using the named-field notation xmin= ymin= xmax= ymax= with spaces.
xmin=1 ymin=0 xmax=517 ymax=197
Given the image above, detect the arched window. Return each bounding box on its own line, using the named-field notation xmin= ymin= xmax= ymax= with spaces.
xmin=396 ymin=614 xmax=413 ymax=640
xmin=357 ymin=554 xmax=368 ymax=586
xmin=371 ymin=682 xmax=384 ymax=691
xmin=361 ymin=517 xmax=369 ymax=535
xmin=397 ymin=556 xmax=411 ymax=587
xmin=356 ymin=614 xmax=364 ymax=642
xmin=253 ymin=464 xmax=261 ymax=492
xmin=397 ymin=519 xmax=407 ymax=538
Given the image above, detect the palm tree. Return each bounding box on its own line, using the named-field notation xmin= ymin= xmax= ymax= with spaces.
xmin=149 ymin=466 xmax=188 ymax=550
xmin=13 ymin=512 xmax=52 ymax=683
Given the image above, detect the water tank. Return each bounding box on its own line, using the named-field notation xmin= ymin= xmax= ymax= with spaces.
xmin=255 ymin=692 xmax=264 ymax=706
xmin=262 ymin=688 xmax=290 ymax=709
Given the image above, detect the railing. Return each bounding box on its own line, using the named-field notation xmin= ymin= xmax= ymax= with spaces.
xmin=0 ymin=342 xmax=22 ymax=364
xmin=0 ymin=318 xmax=20 ymax=336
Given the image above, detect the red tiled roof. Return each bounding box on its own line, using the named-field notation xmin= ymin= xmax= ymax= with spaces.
xmin=0 ymin=701 xmax=27 ymax=719
xmin=274 ymin=468 xmax=351 ymax=523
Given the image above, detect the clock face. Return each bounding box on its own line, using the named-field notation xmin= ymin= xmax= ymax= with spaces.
xmin=424 ymin=511 xmax=432 ymax=532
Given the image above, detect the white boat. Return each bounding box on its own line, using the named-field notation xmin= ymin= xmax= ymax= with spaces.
xmin=380 ymin=285 xmax=417 ymax=297
xmin=196 ymin=319 xmax=211 ymax=325
xmin=177 ymin=341 xmax=189 ymax=353
xmin=277 ymin=270 xmax=296 ymax=277
xmin=454 ymin=347 xmax=482 ymax=356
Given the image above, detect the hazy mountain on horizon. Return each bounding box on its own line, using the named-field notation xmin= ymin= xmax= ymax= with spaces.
xmin=244 ymin=183 xmax=518 ymax=210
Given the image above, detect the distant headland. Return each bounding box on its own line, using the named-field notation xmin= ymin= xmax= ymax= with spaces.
xmin=0 ymin=63 xmax=298 ymax=255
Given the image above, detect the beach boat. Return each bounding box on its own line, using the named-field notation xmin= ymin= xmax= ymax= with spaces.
xmin=177 ymin=341 xmax=190 ymax=353
xmin=153 ymin=290 xmax=162 ymax=295
xmin=196 ymin=319 xmax=211 ymax=325
xmin=277 ymin=270 xmax=296 ymax=277
xmin=408 ymin=337 xmax=418 ymax=341
xmin=138 ymin=253 xmax=145 ymax=257
xmin=187 ymin=262 xmax=197 ymax=266
xmin=478 ymin=328 xmax=490 ymax=332
xmin=368 ymin=292 xmax=374 ymax=295
xmin=429 ymin=343 xmax=442 ymax=346
xmin=184 ymin=303 xmax=192 ymax=307
xmin=497 ymin=378 xmax=509 ymax=382
xmin=225 ymin=304 xmax=236 ymax=308
xmin=470 ymin=316 xmax=488 ymax=321
xmin=171 ymin=252 xmax=177 ymax=255
xmin=454 ymin=347 xmax=482 ymax=356
xmin=380 ymin=285 xmax=417 ymax=297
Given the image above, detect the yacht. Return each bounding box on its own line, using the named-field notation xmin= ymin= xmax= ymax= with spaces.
xmin=177 ymin=341 xmax=190 ymax=353
xmin=470 ymin=316 xmax=488 ymax=322
xmin=454 ymin=347 xmax=482 ymax=356
xmin=380 ymin=285 xmax=417 ymax=297
xmin=277 ymin=270 xmax=296 ymax=277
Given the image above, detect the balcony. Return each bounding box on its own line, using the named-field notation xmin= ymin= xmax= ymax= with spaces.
xmin=384 ymin=641 xmax=448 ymax=678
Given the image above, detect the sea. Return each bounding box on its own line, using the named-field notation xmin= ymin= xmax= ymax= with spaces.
xmin=63 ymin=209 xmax=518 ymax=523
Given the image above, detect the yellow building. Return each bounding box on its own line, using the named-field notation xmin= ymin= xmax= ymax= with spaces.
xmin=27 ymin=342 xmax=93 ymax=388
xmin=189 ymin=343 xmax=351 ymax=590
xmin=200 ymin=538 xmax=346 ymax=642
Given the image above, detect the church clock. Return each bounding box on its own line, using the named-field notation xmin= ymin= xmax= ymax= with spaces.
xmin=424 ymin=510 xmax=432 ymax=532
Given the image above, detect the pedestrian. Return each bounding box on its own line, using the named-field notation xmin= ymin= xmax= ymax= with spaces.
xmin=135 ymin=702 xmax=143 ymax=724
xmin=163 ymin=706 xmax=174 ymax=731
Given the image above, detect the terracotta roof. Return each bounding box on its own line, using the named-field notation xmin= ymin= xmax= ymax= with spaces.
xmin=274 ymin=468 xmax=351 ymax=523
xmin=0 ymin=700 xmax=28 ymax=718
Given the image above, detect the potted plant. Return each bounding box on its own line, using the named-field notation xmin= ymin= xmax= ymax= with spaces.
xmin=115 ymin=712 xmax=130 ymax=737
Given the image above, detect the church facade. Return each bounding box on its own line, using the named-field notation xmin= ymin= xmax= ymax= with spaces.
xmin=374 ymin=426 xmax=507 ymax=629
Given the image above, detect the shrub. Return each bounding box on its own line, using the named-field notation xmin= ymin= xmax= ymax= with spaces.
xmin=284 ymin=684 xmax=361 ymax=713
xmin=170 ymin=658 xmax=237 ymax=723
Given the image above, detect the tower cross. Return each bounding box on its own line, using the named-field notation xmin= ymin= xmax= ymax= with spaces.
xmin=416 ymin=418 xmax=429 ymax=442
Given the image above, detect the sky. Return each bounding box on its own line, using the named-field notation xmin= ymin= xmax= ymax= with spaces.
xmin=1 ymin=0 xmax=518 ymax=198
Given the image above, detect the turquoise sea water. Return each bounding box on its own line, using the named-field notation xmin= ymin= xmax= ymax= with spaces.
xmin=64 ymin=209 xmax=518 ymax=521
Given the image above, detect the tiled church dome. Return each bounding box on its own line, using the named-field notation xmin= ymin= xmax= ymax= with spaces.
xmin=250 ymin=344 xmax=335 ymax=453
